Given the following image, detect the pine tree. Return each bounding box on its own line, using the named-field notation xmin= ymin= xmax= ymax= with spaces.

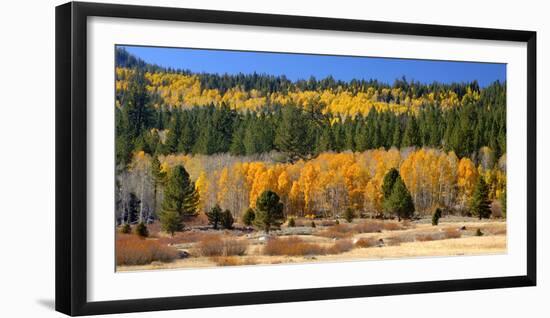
xmin=159 ymin=165 xmax=199 ymax=234
xmin=164 ymin=113 xmax=182 ymax=154
xmin=383 ymin=177 xmax=415 ymax=221
xmin=470 ymin=177 xmax=491 ymax=219
xmin=402 ymin=115 xmax=420 ymax=148
xmin=391 ymin=121 xmax=402 ymax=148
xmin=242 ymin=208 xmax=256 ymax=226
xmin=124 ymin=192 xmax=140 ymax=224
xmin=206 ymin=204 xmax=223 ymax=229
xmin=287 ymin=217 xmax=296 ymax=227
xmin=254 ymin=190 xmax=284 ymax=233
xmin=178 ymin=112 xmax=196 ymax=153
xmin=382 ymin=168 xmax=400 ymax=200
xmin=275 ymin=106 xmax=310 ymax=161
xmin=150 ymin=155 xmax=166 ymax=217
xmin=135 ymin=222 xmax=149 ymax=237
xmin=432 ymin=208 xmax=442 ymax=226
xmin=221 ymin=209 xmax=234 ymax=229
xmin=229 ymin=126 xmax=246 ymax=155
xmin=344 ymin=207 xmax=355 ymax=223
xmin=159 ymin=210 xmax=182 ymax=236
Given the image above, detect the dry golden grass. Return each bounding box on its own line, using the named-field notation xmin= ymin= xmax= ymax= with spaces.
xmin=210 ymin=256 xmax=259 ymax=266
xmin=354 ymin=237 xmax=379 ymax=248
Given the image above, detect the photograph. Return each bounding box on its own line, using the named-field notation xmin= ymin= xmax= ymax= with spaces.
xmin=114 ymin=45 xmax=507 ymax=271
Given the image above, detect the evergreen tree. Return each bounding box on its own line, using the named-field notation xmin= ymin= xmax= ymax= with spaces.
xmin=254 ymin=190 xmax=284 ymax=233
xmin=206 ymin=204 xmax=223 ymax=229
xmin=135 ymin=222 xmax=149 ymax=237
xmin=242 ymin=208 xmax=256 ymax=226
xmin=287 ymin=217 xmax=296 ymax=227
xmin=391 ymin=122 xmax=402 ymax=148
xmin=344 ymin=207 xmax=355 ymax=223
xmin=383 ymin=177 xmax=415 ymax=221
xmin=316 ymin=125 xmax=334 ymax=153
xmin=402 ymin=115 xmax=420 ymax=148
xmin=164 ymin=113 xmax=182 ymax=154
xmin=122 ymin=69 xmax=153 ymax=139
xmin=178 ymin=112 xmax=196 ymax=153
xmin=382 ymin=168 xmax=400 ymax=200
xmin=159 ymin=165 xmax=199 ymax=234
xmin=124 ymin=192 xmax=140 ymax=224
xmin=275 ymin=106 xmax=310 ymax=161
xmin=159 ymin=210 xmax=182 ymax=236
xmin=432 ymin=208 xmax=442 ymax=226
xmin=221 ymin=209 xmax=234 ymax=229
xmin=150 ymin=154 xmax=166 ymax=217
xmin=229 ymin=125 xmax=246 ymax=155
xmin=470 ymin=177 xmax=491 ymax=219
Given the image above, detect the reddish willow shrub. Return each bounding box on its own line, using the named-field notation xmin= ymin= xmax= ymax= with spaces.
xmin=264 ymin=236 xmax=354 ymax=256
xmin=116 ymin=234 xmax=179 ymax=266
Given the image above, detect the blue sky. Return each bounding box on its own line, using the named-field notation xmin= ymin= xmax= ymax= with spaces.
xmin=119 ymin=45 xmax=506 ymax=87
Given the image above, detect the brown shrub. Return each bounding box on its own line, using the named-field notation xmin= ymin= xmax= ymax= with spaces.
xmin=443 ymin=228 xmax=462 ymax=239
xmin=354 ymin=237 xmax=378 ymax=248
xmin=317 ymin=224 xmax=354 ymax=239
xmin=386 ymin=233 xmax=416 ymax=246
xmin=383 ymin=222 xmax=404 ymax=231
xmin=264 ymin=237 xmax=326 ymax=256
xmin=264 ymin=236 xmax=355 ymax=256
xmin=195 ymin=235 xmax=249 ymax=257
xmin=354 ymin=220 xmax=384 ymax=233
xmin=320 ymin=220 xmax=337 ymax=227
xmin=196 ymin=235 xmax=225 ymax=256
xmin=146 ymin=222 xmax=162 ymax=237
xmin=224 ymin=239 xmax=248 ymax=256
xmin=415 ymin=232 xmax=444 ymax=242
xmin=116 ymin=234 xmax=179 ymax=266
xmin=327 ymin=239 xmax=353 ymax=254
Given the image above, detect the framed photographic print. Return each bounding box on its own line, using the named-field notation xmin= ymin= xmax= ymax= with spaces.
xmin=55 ymin=1 xmax=536 ymax=316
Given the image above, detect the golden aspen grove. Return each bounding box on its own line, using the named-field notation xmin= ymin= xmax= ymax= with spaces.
xmin=114 ymin=47 xmax=507 ymax=270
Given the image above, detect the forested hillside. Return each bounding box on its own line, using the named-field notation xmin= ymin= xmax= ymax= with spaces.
xmin=114 ymin=47 xmax=506 ymax=226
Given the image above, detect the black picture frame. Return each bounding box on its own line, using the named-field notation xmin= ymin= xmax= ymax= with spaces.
xmin=55 ymin=1 xmax=537 ymax=316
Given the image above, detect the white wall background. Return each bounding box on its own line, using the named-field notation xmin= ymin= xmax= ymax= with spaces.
xmin=0 ymin=0 xmax=546 ymax=317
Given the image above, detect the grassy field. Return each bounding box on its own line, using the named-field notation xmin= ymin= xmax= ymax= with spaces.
xmin=116 ymin=217 xmax=506 ymax=271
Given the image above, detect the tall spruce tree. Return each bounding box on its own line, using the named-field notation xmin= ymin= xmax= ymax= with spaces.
xmin=383 ymin=177 xmax=415 ymax=221
xmin=470 ymin=177 xmax=491 ymax=219
xmin=159 ymin=165 xmax=199 ymax=234
xmin=402 ymin=115 xmax=420 ymax=148
xmin=254 ymin=190 xmax=284 ymax=233
xmin=275 ymin=106 xmax=310 ymax=161
xmin=382 ymin=168 xmax=400 ymax=200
